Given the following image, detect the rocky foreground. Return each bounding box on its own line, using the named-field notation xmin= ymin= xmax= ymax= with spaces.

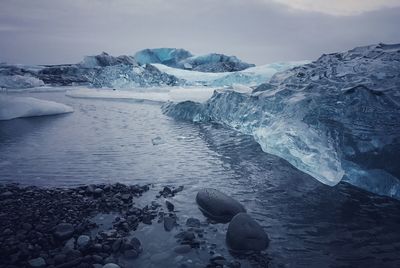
xmin=0 ymin=184 xmax=270 ymax=268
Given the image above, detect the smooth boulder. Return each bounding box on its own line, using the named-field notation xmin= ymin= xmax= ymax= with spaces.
xmin=226 ymin=213 xmax=269 ymax=252
xmin=196 ymin=188 xmax=245 ymax=223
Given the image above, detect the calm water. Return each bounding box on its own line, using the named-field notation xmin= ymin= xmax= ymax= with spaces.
xmin=1 ymin=91 xmax=400 ymax=267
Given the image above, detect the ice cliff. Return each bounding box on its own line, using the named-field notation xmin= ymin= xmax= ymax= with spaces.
xmin=162 ymin=43 xmax=400 ymax=199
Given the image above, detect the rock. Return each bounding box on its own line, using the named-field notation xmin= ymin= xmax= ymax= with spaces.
xmin=186 ymin=218 xmax=201 ymax=228
xmin=165 ymin=200 xmax=174 ymax=211
xmin=174 ymin=245 xmax=192 ymax=254
xmin=3 ymin=228 xmax=13 ymax=235
xmin=226 ymin=213 xmax=269 ymax=252
xmin=54 ymin=223 xmax=74 ymax=240
xmin=196 ymin=188 xmax=246 ymax=223
xmin=93 ymin=264 xmax=103 ymax=268
xmin=103 ymin=263 xmax=120 ymax=268
xmin=77 ymin=235 xmax=90 ymax=249
xmin=28 ymin=257 xmax=46 ymax=267
xmin=164 ymin=216 xmax=176 ymax=232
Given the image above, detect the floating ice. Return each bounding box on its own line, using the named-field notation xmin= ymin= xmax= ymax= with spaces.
xmin=135 ymin=48 xmax=255 ymax=72
xmin=162 ymin=43 xmax=400 ymax=199
xmin=0 ymin=95 xmax=73 ymax=120
xmin=66 ymin=87 xmax=216 ymax=103
xmin=0 ymin=75 xmax=45 ymax=89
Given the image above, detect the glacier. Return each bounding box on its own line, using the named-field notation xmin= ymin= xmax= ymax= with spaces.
xmin=162 ymin=43 xmax=400 ymax=199
xmin=0 ymin=95 xmax=73 ymax=120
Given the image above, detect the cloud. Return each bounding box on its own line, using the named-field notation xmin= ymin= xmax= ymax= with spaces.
xmin=271 ymin=0 xmax=400 ymax=15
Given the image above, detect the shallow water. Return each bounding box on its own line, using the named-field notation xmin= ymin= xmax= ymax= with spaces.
xmin=1 ymin=91 xmax=400 ymax=267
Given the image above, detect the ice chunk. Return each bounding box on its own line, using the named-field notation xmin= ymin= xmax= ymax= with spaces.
xmin=0 ymin=95 xmax=73 ymax=120
xmin=135 ymin=48 xmax=255 ymax=73
xmin=0 ymin=75 xmax=45 ymax=89
xmin=162 ymin=43 xmax=400 ymax=199
xmin=153 ymin=61 xmax=309 ymax=87
xmin=66 ymin=87 xmax=215 ymax=103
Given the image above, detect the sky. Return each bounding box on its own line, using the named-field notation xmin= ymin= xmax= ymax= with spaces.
xmin=0 ymin=0 xmax=400 ymax=65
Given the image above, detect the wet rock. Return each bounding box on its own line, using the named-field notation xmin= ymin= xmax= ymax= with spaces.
xmin=77 ymin=235 xmax=90 ymax=249
xmin=54 ymin=223 xmax=74 ymax=240
xmin=166 ymin=200 xmax=174 ymax=211
xmin=226 ymin=213 xmax=269 ymax=252
xmin=174 ymin=245 xmax=192 ymax=254
xmin=196 ymin=188 xmax=246 ymax=223
xmin=164 ymin=216 xmax=176 ymax=231
xmin=28 ymin=257 xmax=46 ymax=267
xmin=186 ymin=217 xmax=201 ymax=228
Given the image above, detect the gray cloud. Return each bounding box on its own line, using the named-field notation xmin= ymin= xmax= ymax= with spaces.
xmin=0 ymin=0 xmax=399 ymax=65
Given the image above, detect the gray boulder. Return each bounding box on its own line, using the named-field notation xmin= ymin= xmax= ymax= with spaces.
xmin=226 ymin=213 xmax=269 ymax=252
xmin=196 ymin=188 xmax=245 ymax=223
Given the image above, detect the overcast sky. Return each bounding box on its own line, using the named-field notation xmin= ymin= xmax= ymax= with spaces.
xmin=1 ymin=0 xmax=399 ymax=65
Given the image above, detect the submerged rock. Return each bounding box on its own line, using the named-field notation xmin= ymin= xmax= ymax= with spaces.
xmin=226 ymin=213 xmax=269 ymax=252
xmin=54 ymin=223 xmax=74 ymax=240
xmin=196 ymin=188 xmax=246 ymax=223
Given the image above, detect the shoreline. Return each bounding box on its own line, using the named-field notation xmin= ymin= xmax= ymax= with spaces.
xmin=0 ymin=183 xmax=269 ymax=268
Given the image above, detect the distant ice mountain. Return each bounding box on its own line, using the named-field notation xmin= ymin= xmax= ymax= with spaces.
xmin=0 ymin=49 xmax=303 ymax=89
xmin=162 ymin=43 xmax=400 ymax=199
xmin=134 ymin=48 xmax=255 ymax=72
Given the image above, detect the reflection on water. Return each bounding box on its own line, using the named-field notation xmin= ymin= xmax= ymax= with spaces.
xmin=0 ymin=91 xmax=400 ymax=267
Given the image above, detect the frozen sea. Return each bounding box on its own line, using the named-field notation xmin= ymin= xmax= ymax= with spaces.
xmin=1 ymin=89 xmax=400 ymax=267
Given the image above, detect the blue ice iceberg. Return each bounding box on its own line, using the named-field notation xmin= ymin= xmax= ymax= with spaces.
xmin=162 ymin=43 xmax=400 ymax=199
xmin=135 ymin=48 xmax=255 ymax=72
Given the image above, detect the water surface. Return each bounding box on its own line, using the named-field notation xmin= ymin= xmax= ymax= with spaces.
xmin=0 ymin=91 xmax=399 ymax=267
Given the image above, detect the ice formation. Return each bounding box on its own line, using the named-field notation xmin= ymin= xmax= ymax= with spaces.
xmin=162 ymin=43 xmax=400 ymax=199
xmin=153 ymin=61 xmax=309 ymax=87
xmin=0 ymin=95 xmax=73 ymax=120
xmin=135 ymin=48 xmax=255 ymax=72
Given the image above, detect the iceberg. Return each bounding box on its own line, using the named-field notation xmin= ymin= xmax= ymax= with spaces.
xmin=153 ymin=61 xmax=309 ymax=87
xmin=0 ymin=95 xmax=73 ymax=120
xmin=135 ymin=48 xmax=255 ymax=72
xmin=162 ymin=43 xmax=400 ymax=199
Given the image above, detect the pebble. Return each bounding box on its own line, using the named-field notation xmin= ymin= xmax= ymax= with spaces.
xmin=54 ymin=223 xmax=74 ymax=240
xmin=186 ymin=217 xmax=201 ymax=228
xmin=77 ymin=235 xmax=90 ymax=248
xmin=102 ymin=264 xmax=120 ymax=268
xmin=28 ymin=257 xmax=46 ymax=267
